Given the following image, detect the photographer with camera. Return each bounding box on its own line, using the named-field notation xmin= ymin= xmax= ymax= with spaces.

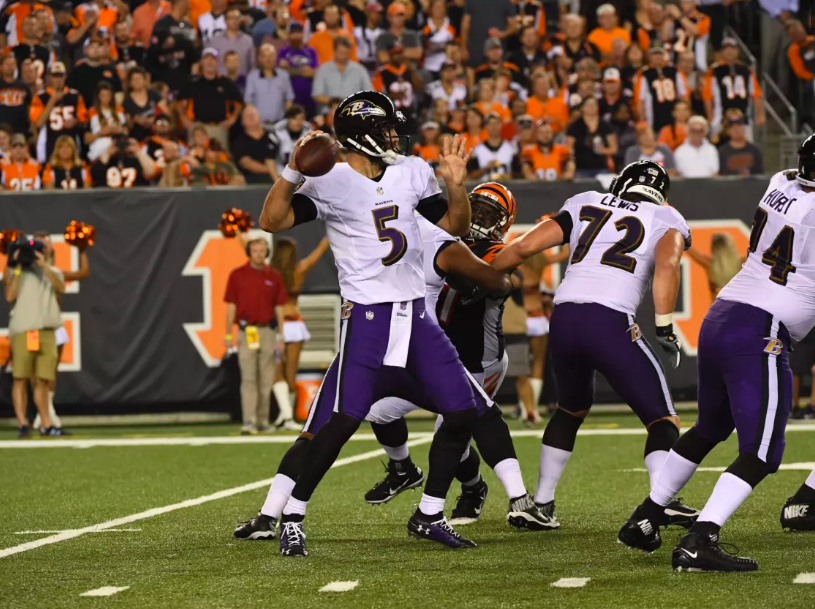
xmin=4 ymin=235 xmax=67 ymax=437
xmin=90 ymin=136 xmax=155 ymax=188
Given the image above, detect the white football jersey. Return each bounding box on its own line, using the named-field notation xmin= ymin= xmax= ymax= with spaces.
xmin=296 ymin=156 xmax=442 ymax=305
xmin=718 ymin=171 xmax=815 ymax=342
xmin=554 ymin=190 xmax=691 ymax=315
xmin=471 ymin=141 xmax=515 ymax=179
xmin=417 ymin=214 xmax=456 ymax=323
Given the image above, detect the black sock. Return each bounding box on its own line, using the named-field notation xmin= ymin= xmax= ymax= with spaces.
xmin=392 ymin=455 xmax=416 ymax=472
xmin=372 ymin=418 xmax=409 ymax=449
xmin=454 ymin=449 xmax=481 ymax=485
xmin=690 ymin=520 xmax=721 ymax=539
xmin=641 ymin=497 xmax=666 ymax=524
xmin=424 ymin=408 xmax=478 ymax=499
xmin=793 ymin=483 xmax=815 ymax=503
xmin=281 ymin=513 xmax=304 ymax=523
xmin=542 ymin=409 xmax=584 ymax=452
xmin=471 ymin=407 xmax=516 ymax=469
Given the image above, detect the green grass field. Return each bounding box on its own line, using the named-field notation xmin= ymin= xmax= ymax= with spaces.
xmin=1 ymin=415 xmax=815 ymax=609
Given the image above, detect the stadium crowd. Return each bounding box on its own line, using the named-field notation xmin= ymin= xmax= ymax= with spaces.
xmin=0 ymin=0 xmax=809 ymax=190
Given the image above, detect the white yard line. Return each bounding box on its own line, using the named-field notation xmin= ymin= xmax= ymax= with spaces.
xmin=319 ymin=581 xmax=359 ymax=592
xmin=79 ymin=586 xmax=130 ymax=597
xmin=794 ymin=573 xmax=815 ymax=584
xmin=624 ymin=462 xmax=815 ymax=473
xmin=14 ymin=529 xmax=142 ymax=535
xmin=550 ymin=578 xmax=590 ymax=588
xmin=0 ymin=437 xmax=432 ymax=560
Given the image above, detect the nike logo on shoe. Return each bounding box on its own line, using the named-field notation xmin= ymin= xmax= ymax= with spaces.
xmin=681 ymin=549 xmax=698 ymax=559
xmin=784 ymin=505 xmax=809 ymax=519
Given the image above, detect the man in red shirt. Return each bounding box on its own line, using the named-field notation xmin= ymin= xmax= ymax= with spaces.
xmin=224 ymin=237 xmax=289 ymax=434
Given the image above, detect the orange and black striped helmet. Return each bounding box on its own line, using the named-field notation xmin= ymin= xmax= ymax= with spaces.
xmin=468 ymin=182 xmax=517 ymax=241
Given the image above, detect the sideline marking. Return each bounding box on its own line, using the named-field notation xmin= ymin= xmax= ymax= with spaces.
xmin=624 ymin=462 xmax=815 ymax=473
xmin=79 ymin=587 xmax=130 ymax=597
xmin=0 ymin=438 xmax=432 ymax=559
xmin=550 ymin=578 xmax=590 ymax=588
xmin=319 ymin=581 xmax=359 ymax=593
xmin=794 ymin=573 xmax=815 ymax=584
xmin=14 ymin=529 xmax=141 ymax=535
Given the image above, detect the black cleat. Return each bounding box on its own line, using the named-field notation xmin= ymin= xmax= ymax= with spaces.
xmin=672 ymin=530 xmax=758 ymax=572
xmin=535 ymin=500 xmax=561 ymax=529
xmin=618 ymin=506 xmax=662 ymax=553
xmin=364 ymin=460 xmax=425 ymax=505
xmin=664 ymin=497 xmax=700 ymax=529
xmin=18 ymin=425 xmax=31 ymax=438
xmin=279 ymin=519 xmax=308 ymax=557
xmin=780 ymin=496 xmax=815 ymax=531
xmin=40 ymin=427 xmax=69 ymax=437
xmin=449 ymin=479 xmax=488 ymax=525
xmin=407 ymin=509 xmax=477 ymax=549
xmin=507 ymin=494 xmax=558 ymax=531
xmin=234 ymin=512 xmax=277 ymax=540
xmin=791 ymin=405 xmax=815 ymax=420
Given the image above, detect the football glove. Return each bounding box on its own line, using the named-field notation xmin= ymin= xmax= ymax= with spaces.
xmin=656 ymin=324 xmax=681 ymax=369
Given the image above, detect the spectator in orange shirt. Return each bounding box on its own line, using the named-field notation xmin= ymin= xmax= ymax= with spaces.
xmin=526 ymin=73 xmax=569 ymax=134
xmin=67 ymin=0 xmax=127 ymax=50
xmin=308 ymin=4 xmax=358 ymax=66
xmin=462 ymin=105 xmax=486 ymax=149
xmin=413 ymin=121 xmax=441 ymax=172
xmin=521 ymin=121 xmax=574 ymax=181
xmin=473 ymin=78 xmax=511 ymax=124
xmin=657 ymin=99 xmax=690 ymax=151
xmin=0 ymin=132 xmax=41 ymax=190
xmin=130 ymin=0 xmax=171 ymax=47
xmin=587 ymin=4 xmax=631 ymax=57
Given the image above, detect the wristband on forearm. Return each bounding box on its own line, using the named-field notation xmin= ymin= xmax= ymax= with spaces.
xmin=281 ymin=166 xmax=302 ymax=185
xmin=655 ymin=313 xmax=673 ymax=328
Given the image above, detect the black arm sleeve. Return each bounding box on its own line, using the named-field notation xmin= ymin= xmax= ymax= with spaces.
xmin=551 ymin=211 xmax=573 ymax=245
xmin=291 ymin=194 xmax=319 ymax=227
xmin=432 ymin=240 xmax=457 ymax=279
xmin=510 ymin=271 xmax=524 ymax=306
xmin=417 ymin=193 xmax=448 ymax=225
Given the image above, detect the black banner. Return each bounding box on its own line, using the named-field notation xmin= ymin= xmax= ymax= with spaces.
xmin=0 ymin=177 xmax=767 ymax=412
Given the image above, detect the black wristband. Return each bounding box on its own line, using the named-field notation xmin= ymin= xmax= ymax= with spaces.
xmin=656 ymin=324 xmax=674 ymax=337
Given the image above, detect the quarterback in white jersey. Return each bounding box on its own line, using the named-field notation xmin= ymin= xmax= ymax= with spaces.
xmin=490 ymin=160 xmax=698 ymax=530
xmin=259 ymin=90 xmax=483 ymax=556
xmin=620 ymin=137 xmax=815 ymax=573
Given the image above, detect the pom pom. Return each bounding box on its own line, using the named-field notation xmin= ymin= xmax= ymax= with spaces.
xmin=64 ymin=221 xmax=96 ymax=250
xmin=218 ymin=208 xmax=254 ymax=237
xmin=0 ymin=229 xmax=23 ymax=255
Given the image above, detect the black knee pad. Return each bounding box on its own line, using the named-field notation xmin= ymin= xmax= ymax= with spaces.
xmin=644 ymin=419 xmax=679 ymax=457
xmin=542 ymin=408 xmax=584 ymax=452
xmin=440 ymin=407 xmax=479 ymax=435
xmin=371 ymin=418 xmax=409 ymax=448
xmin=472 ymin=407 xmax=517 ymax=469
xmin=726 ymin=453 xmax=775 ymax=487
xmin=323 ymin=411 xmax=363 ymax=438
xmin=277 ymin=437 xmax=310 ymax=480
xmin=455 ymin=448 xmax=481 ymax=484
xmin=672 ymin=426 xmax=719 ymax=465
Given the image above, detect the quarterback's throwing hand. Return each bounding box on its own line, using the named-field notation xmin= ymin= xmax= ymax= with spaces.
xmin=439 ymin=134 xmax=470 ymax=186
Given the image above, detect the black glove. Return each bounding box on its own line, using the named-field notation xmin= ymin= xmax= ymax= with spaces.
xmin=656 ymin=324 xmax=681 ymax=369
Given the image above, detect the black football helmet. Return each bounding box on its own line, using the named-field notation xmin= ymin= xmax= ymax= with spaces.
xmin=610 ymin=160 xmax=670 ymax=205
xmin=334 ymin=90 xmax=408 ymax=165
xmin=796 ymin=134 xmax=815 ymax=187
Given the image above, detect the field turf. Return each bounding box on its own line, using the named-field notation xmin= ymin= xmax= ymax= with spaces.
xmin=1 ymin=415 xmax=814 ymax=608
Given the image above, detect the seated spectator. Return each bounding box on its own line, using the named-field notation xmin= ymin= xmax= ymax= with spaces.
xmin=413 ymin=121 xmax=441 ymax=172
xmin=422 ymin=0 xmax=457 ymax=77
xmin=472 ymin=78 xmax=510 ymax=125
xmin=278 ymin=23 xmax=318 ymax=115
xmin=447 ymin=104 xmax=466 ymax=134
xmin=495 ymin=69 xmax=526 ymax=107
xmin=131 ymin=0 xmax=171 ymax=48
xmin=0 ymin=132 xmax=40 ymax=190
xmin=197 ymin=0 xmax=227 ymax=48
xmin=375 ymin=2 xmax=421 ymax=65
xmin=90 ymin=137 xmax=154 ymax=188
xmin=67 ymin=35 xmax=123 ymax=108
xmin=42 ymin=134 xmax=91 ymax=189
xmin=85 ymin=81 xmax=126 ymax=161
xmin=223 ymin=50 xmax=247 ymax=93
xmin=309 ymin=4 xmax=358 ymax=66
xmin=521 ymin=121 xmax=574 ymax=181
xmin=526 ymin=73 xmax=569 ymax=134
xmin=674 ymin=114 xmax=719 ymax=178
xmin=188 ymin=124 xmax=210 ymax=162
xmin=176 ymin=47 xmax=243 ymax=150
xmin=123 ymin=68 xmax=163 ymax=143
xmin=623 ymin=124 xmax=677 ymax=175
xmin=462 ymin=105 xmax=486 ymax=149
xmin=427 ymin=61 xmax=468 ymax=111
xmin=567 ymin=76 xmax=598 ymax=116
xmin=566 ymin=96 xmax=617 ymax=178
xmin=467 ymin=112 xmax=515 ymax=181
xmin=0 ymin=51 xmax=32 ymax=136
xmin=606 ymin=37 xmax=630 ymax=72
xmin=514 ymin=115 xmax=537 ymax=158
xmin=312 ymin=37 xmax=372 ymax=110
xmin=658 ymin=99 xmax=690 ymax=151
xmin=510 ymin=25 xmax=548 ymax=89
xmin=158 ymin=140 xmax=187 ymax=187
xmin=190 ymin=139 xmax=244 ymax=186
xmin=588 ymin=4 xmax=631 ymax=58
xmin=245 ymin=44 xmax=294 ymax=127
xmin=232 ymin=104 xmax=278 ymax=183
xmin=273 ymin=103 xmax=312 ymax=173
xmin=354 ymin=2 xmax=385 ymax=72
xmin=210 ymin=8 xmax=255 ymax=77
xmin=718 ymin=114 xmax=764 ymax=177
xmin=10 ymin=14 xmax=52 ymax=77
xmin=473 ymin=37 xmax=521 ymax=88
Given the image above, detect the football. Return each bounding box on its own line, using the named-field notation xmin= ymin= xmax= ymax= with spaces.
xmin=295 ymin=133 xmax=340 ymax=177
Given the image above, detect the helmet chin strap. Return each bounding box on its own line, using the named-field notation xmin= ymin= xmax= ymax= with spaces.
xmin=346 ymin=135 xmax=401 ymax=165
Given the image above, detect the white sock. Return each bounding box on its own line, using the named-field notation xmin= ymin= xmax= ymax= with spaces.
xmin=282 ymin=496 xmax=308 ymax=517
xmin=649 ymin=450 xmax=699 ymax=506
xmin=805 ymin=467 xmax=815 ymax=491
xmin=260 ymin=474 xmax=296 ymax=519
xmin=529 ymin=378 xmax=543 ymax=411
xmin=418 ymin=493 xmax=445 ymax=516
xmin=644 ymin=450 xmax=669 ymax=491
xmin=289 ymin=391 xmax=297 ymax=411
xmin=33 ymin=413 xmax=41 ymax=428
xmin=48 ymin=392 xmax=61 ymax=428
xmin=697 ymin=472 xmax=753 ymax=527
xmin=534 ymin=445 xmax=571 ymax=504
xmin=494 ymin=458 xmax=527 ymax=499
xmin=462 ymin=474 xmax=481 ymax=487
xmin=273 ymin=381 xmax=293 ymax=421
xmin=382 ymin=443 xmax=410 ymax=461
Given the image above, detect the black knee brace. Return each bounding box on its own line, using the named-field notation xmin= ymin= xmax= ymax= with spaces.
xmin=455 ymin=448 xmax=481 ymax=484
xmin=671 ymin=426 xmax=719 ymax=465
xmin=276 ymin=437 xmax=310 ymax=480
xmin=471 ymin=407 xmax=517 ymax=469
xmin=542 ymin=409 xmax=584 ymax=452
xmin=726 ymin=453 xmax=775 ymax=487
xmin=644 ymin=419 xmax=679 ymax=458
xmin=371 ymin=418 xmax=409 ymax=448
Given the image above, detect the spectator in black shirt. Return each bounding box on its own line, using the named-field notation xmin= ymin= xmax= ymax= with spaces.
xmin=113 ymin=21 xmax=145 ymax=82
xmin=146 ymin=0 xmax=198 ymax=93
xmin=0 ymin=51 xmax=32 ymax=134
xmin=11 ymin=14 xmax=53 ymax=77
xmin=557 ymin=13 xmax=601 ymax=66
xmin=175 ymin=47 xmax=242 ymax=150
xmin=90 ymin=136 xmax=155 ymax=188
xmin=510 ymin=25 xmax=548 ymax=88
xmin=231 ymin=104 xmax=278 ymax=184
xmin=123 ymin=67 xmax=165 ymax=143
xmin=718 ymin=114 xmax=764 ymax=177
xmin=566 ymin=96 xmax=617 ymax=177
xmin=67 ymin=36 xmax=123 ymax=108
